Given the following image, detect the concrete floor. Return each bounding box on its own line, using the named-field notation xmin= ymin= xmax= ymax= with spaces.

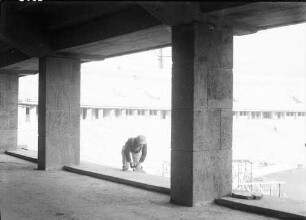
xmin=0 ymin=154 xmax=277 ymax=220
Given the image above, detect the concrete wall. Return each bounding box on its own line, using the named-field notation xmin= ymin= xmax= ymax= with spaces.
xmin=38 ymin=57 xmax=80 ymax=170
xmin=171 ymin=22 xmax=233 ymax=206
xmin=0 ymin=73 xmax=18 ymax=152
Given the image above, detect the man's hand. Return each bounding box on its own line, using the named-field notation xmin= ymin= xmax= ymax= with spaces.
xmin=136 ymin=162 xmax=143 ymax=170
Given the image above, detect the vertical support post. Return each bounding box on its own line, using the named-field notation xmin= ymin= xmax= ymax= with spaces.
xmin=80 ymin=108 xmax=83 ymax=120
xmin=38 ymin=57 xmax=80 ymax=170
xmin=0 ymin=73 xmax=18 ymax=152
xmin=171 ymin=22 xmax=233 ymax=206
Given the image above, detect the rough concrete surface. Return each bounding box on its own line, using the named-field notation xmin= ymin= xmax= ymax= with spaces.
xmin=0 ymin=73 xmax=18 ymax=152
xmin=171 ymin=22 xmax=233 ymax=205
xmin=216 ymin=196 xmax=306 ymax=219
xmin=64 ymin=161 xmax=170 ymax=194
xmin=38 ymin=57 xmax=80 ymax=169
xmin=5 ymin=149 xmax=170 ymax=194
xmin=0 ymin=154 xmax=277 ymax=220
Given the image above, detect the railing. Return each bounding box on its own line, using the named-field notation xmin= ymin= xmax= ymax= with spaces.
xmin=160 ymin=159 xmax=286 ymax=198
xmin=232 ymin=160 xmax=253 ymax=190
xmin=232 ymin=160 xmax=286 ymax=198
xmin=238 ymin=181 xmax=286 ymax=198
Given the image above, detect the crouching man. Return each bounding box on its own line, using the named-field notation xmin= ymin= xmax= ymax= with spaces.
xmin=121 ymin=135 xmax=147 ymax=171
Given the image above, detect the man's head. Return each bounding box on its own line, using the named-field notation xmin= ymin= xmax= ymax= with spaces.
xmin=135 ymin=135 xmax=146 ymax=147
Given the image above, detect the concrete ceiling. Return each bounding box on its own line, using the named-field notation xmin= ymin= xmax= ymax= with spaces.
xmin=0 ymin=1 xmax=306 ymax=73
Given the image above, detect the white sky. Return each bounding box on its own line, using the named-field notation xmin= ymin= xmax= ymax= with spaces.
xmin=21 ymin=22 xmax=306 ymax=107
xmin=234 ymin=22 xmax=306 ymax=77
xmin=233 ymin=23 xmax=306 ymax=109
xmin=84 ymin=22 xmax=306 ymax=79
xmin=82 ymin=47 xmax=172 ymax=77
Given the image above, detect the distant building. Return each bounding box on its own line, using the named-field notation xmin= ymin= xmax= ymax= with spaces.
xmin=18 ymin=100 xmax=171 ymax=122
xmin=18 ymin=98 xmax=305 ymax=123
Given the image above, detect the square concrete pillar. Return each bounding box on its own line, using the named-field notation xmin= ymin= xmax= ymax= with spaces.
xmin=171 ymin=22 xmax=233 ymax=206
xmin=0 ymin=73 xmax=18 ymax=152
xmin=80 ymin=108 xmax=83 ymax=119
xmin=38 ymin=57 xmax=80 ymax=170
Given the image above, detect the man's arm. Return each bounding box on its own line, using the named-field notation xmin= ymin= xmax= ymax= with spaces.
xmin=124 ymin=138 xmax=135 ymax=164
xmin=139 ymin=144 xmax=147 ymax=163
xmin=124 ymin=146 xmax=132 ymax=163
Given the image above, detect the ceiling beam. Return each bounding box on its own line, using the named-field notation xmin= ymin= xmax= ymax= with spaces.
xmin=205 ymin=15 xmax=259 ymax=35
xmin=201 ymin=2 xmax=299 ymax=20
xmin=44 ymin=2 xmax=129 ymax=31
xmin=0 ymin=49 xmax=30 ymax=69
xmin=51 ymin=52 xmax=106 ymax=62
xmin=0 ymin=69 xmax=37 ymax=75
xmin=138 ymin=2 xmax=201 ymax=26
xmin=0 ymin=49 xmax=108 ymax=70
xmin=50 ymin=5 xmax=162 ymax=51
xmin=139 ymin=2 xmax=258 ymax=35
xmin=200 ymin=2 xmax=254 ymax=14
xmin=231 ymin=21 xmax=258 ymax=35
xmin=104 ymin=42 xmax=171 ymax=60
xmin=0 ymin=42 xmax=11 ymax=53
xmin=0 ymin=2 xmax=52 ymax=57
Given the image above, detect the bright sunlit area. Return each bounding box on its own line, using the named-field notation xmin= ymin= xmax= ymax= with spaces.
xmin=233 ymin=23 xmax=306 ymax=201
xmin=18 ymin=47 xmax=173 ymax=178
xmin=18 ymin=23 xmax=306 ymax=200
xmin=79 ymin=47 xmax=172 ymax=177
